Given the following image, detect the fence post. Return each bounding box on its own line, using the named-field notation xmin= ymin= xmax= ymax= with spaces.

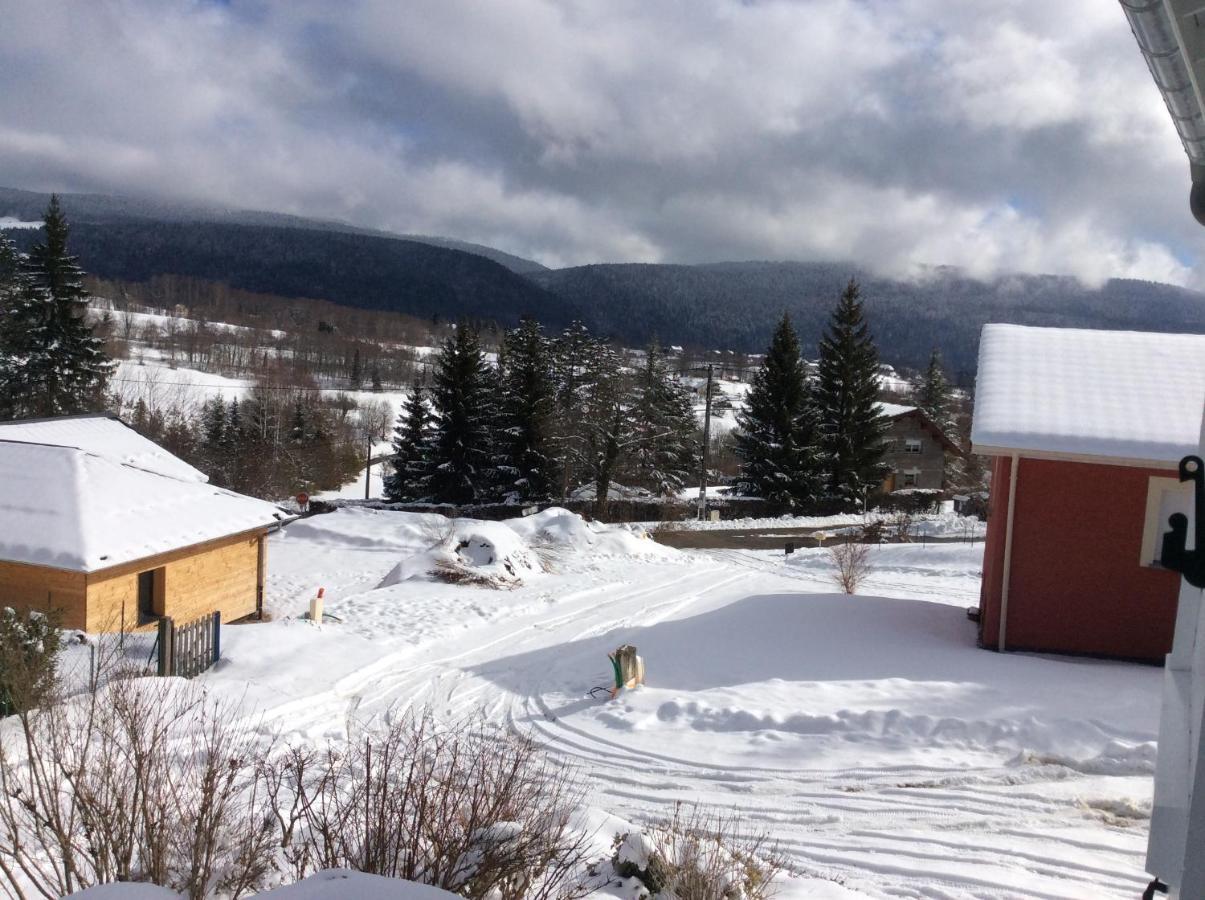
xmin=157 ymin=617 xmax=174 ymax=677
xmin=212 ymin=611 xmax=221 ymax=667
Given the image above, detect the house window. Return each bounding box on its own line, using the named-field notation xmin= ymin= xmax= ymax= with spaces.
xmin=1140 ymin=476 xmax=1195 ymax=568
xmin=137 ymin=568 xmax=165 ymax=623
xmin=904 ymin=439 xmax=922 ymax=454
xmin=902 ymin=471 xmax=919 ymax=487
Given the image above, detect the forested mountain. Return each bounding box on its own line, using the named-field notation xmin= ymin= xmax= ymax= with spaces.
xmin=0 ymin=187 xmax=547 ymax=274
xmin=4 ymin=187 xmax=1205 ymax=375
xmin=5 ymin=220 xmax=568 ymax=330
xmin=531 ymin=262 xmax=1205 ymax=376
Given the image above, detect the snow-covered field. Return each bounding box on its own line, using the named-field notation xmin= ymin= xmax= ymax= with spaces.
xmin=199 ymin=507 xmax=1166 ymax=898
xmin=113 ymin=357 xmax=411 ymax=419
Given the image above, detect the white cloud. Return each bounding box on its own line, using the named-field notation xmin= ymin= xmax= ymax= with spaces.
xmin=0 ymin=0 xmax=1198 ymax=287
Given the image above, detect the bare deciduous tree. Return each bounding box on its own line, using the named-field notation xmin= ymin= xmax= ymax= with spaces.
xmin=830 ymin=540 xmax=873 ymax=594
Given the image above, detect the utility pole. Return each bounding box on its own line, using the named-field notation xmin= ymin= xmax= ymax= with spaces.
xmin=365 ymin=431 xmax=374 ymax=500
xmin=697 ymin=363 xmax=713 ymax=520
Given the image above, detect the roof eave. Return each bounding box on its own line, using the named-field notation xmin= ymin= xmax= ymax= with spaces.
xmin=970 ymin=442 xmax=1182 ymax=471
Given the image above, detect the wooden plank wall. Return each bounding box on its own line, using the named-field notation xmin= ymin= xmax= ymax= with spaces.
xmin=85 ymin=531 xmax=265 ymax=632
xmin=0 ymin=560 xmax=88 ymax=629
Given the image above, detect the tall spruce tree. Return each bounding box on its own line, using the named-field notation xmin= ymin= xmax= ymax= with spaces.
xmin=815 ymin=279 xmax=889 ymax=511
xmin=550 ymin=320 xmax=606 ymax=501
xmin=579 ymin=341 xmax=628 ymax=518
xmin=915 ymin=348 xmax=956 ymax=433
xmin=0 ymin=196 xmax=112 ymax=418
xmin=427 ymin=323 xmax=498 ymax=504
xmin=383 ymin=383 xmax=433 ymax=503
xmin=629 ymin=342 xmax=698 ymax=497
xmin=733 ymin=313 xmax=827 ymax=509
xmin=496 ymin=318 xmax=556 ymax=503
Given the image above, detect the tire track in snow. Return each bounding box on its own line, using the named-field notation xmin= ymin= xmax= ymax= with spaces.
xmin=489 ymin=556 xmax=1150 ymax=900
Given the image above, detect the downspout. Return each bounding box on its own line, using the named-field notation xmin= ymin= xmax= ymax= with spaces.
xmin=998 ymin=453 xmax=1020 ymax=651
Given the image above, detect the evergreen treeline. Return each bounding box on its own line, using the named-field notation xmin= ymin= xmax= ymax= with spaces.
xmin=384 ymin=319 xmax=698 ymax=515
xmin=127 ymin=383 xmax=363 ymax=498
xmin=736 ymin=280 xmax=889 ymax=514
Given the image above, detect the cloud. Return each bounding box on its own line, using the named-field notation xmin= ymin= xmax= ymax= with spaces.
xmin=0 ymin=0 xmax=1199 ymax=287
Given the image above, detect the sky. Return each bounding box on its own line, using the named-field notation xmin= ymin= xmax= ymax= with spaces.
xmin=0 ymin=0 xmax=1200 ymax=286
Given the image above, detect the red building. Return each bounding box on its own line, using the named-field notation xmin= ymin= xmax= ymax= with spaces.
xmin=971 ymin=325 xmax=1205 ymax=661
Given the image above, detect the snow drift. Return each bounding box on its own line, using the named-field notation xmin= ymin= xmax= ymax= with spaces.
xmin=377 ymin=507 xmax=671 ymax=589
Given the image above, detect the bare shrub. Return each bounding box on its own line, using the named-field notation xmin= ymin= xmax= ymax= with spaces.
xmin=857 ymin=520 xmax=884 ymax=544
xmin=262 ymin=710 xmax=590 ymax=899
xmin=613 ymin=802 xmax=789 ymax=900
xmin=888 ymin=510 xmax=917 ymax=543
xmin=429 ymin=558 xmax=521 ymax=589
xmin=0 ymin=675 xmax=275 ymax=900
xmin=829 ymin=540 xmax=873 ymax=594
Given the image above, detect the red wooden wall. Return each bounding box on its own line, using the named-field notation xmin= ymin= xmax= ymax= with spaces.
xmin=978 ymin=456 xmax=1181 ymax=661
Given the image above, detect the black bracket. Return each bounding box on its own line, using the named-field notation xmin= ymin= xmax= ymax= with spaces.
xmin=1160 ymin=455 xmax=1205 ymax=589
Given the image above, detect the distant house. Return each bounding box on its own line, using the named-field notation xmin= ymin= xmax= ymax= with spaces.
xmin=971 ymin=324 xmax=1205 ymax=661
xmin=0 ymin=414 xmax=286 ymax=632
xmin=879 ymin=403 xmax=961 ymax=493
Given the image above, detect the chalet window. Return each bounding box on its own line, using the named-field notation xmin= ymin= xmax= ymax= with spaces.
xmin=904 ymin=439 xmax=922 ymax=454
xmin=1140 ymin=476 xmax=1195 ymax=568
xmin=137 ymin=567 xmax=165 ymax=623
xmin=902 ymin=471 xmax=919 ymax=487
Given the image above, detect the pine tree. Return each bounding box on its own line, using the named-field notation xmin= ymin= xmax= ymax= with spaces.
xmin=550 ymin=320 xmax=606 ymax=501
xmin=349 ymin=346 xmax=363 ymax=389
xmin=383 ymin=383 xmax=433 ymax=503
xmin=496 ymin=318 xmax=556 ymax=503
xmin=223 ymin=397 xmax=244 ymax=490
xmin=371 ymin=366 xmax=383 ymax=393
xmin=579 ymin=342 xmax=628 ymax=518
xmin=733 ymin=313 xmax=827 ymax=509
xmin=815 ymin=279 xmax=889 ymax=511
xmin=0 ymin=197 xmax=113 ymax=418
xmin=915 ymin=348 xmax=956 ymax=433
xmin=629 ymin=342 xmax=698 ymax=497
xmin=427 ymin=323 xmax=498 ymax=505
xmin=200 ymin=396 xmax=229 ymax=485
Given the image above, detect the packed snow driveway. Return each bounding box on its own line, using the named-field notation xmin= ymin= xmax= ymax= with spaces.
xmin=217 ymin=510 xmax=1160 ymax=899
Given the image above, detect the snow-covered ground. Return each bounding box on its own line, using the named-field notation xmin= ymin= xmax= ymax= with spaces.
xmin=206 ymin=507 xmax=1164 ymax=898
xmin=113 ymin=357 xmax=410 ymax=422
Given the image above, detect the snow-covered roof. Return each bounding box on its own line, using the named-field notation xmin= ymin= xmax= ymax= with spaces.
xmin=879 ymin=402 xmax=918 ymax=418
xmin=971 ymin=324 xmax=1205 ymax=466
xmin=0 ymin=414 xmax=206 ymax=482
xmin=0 ymin=440 xmax=285 ymax=572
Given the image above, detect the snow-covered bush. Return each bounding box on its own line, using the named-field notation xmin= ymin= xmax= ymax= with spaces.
xmin=262 ymin=710 xmax=590 ymax=900
xmin=0 ymin=606 xmax=60 ymax=717
xmin=611 ymin=803 xmax=788 ymax=899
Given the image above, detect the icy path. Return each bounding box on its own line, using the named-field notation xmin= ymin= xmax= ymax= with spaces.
xmin=229 ymin=518 xmax=1159 ymax=899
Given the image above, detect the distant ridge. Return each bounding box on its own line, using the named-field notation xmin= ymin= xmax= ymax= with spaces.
xmin=0 ymin=186 xmax=547 ymax=274
xmin=4 ymin=186 xmax=1204 ymax=373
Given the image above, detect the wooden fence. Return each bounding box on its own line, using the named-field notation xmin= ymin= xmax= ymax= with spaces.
xmin=156 ymin=611 xmax=221 ymax=678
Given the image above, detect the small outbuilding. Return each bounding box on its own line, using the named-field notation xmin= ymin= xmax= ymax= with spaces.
xmin=0 ymin=414 xmax=287 ymax=632
xmin=972 ymin=324 xmax=1205 ymax=661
